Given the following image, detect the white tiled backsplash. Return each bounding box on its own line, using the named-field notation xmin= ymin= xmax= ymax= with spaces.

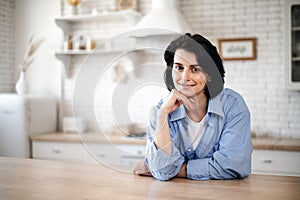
xmin=0 ymin=0 xmax=15 ymax=93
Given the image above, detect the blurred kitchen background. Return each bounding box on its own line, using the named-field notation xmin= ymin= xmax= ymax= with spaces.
xmin=0 ymin=0 xmax=300 ymax=173
xmin=2 ymin=0 xmax=299 ymax=136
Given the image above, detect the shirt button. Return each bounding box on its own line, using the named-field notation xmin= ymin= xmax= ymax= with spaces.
xmin=188 ymin=148 xmax=192 ymax=152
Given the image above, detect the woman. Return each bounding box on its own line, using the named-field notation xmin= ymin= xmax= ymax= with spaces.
xmin=133 ymin=33 xmax=252 ymax=181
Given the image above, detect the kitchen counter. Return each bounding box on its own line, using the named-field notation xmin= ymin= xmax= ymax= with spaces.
xmin=30 ymin=132 xmax=300 ymax=151
xmin=30 ymin=132 xmax=146 ymax=145
xmin=0 ymin=157 xmax=299 ymax=200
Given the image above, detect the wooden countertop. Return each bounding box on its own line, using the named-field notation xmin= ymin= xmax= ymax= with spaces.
xmin=251 ymin=137 xmax=300 ymax=151
xmin=0 ymin=157 xmax=299 ymax=200
xmin=30 ymin=132 xmax=146 ymax=145
xmin=30 ymin=132 xmax=300 ymax=151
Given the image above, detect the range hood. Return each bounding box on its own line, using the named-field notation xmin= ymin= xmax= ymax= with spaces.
xmin=133 ymin=0 xmax=192 ymax=36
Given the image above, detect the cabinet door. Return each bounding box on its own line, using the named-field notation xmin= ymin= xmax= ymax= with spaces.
xmin=32 ymin=141 xmax=83 ymax=162
xmin=252 ymin=150 xmax=300 ymax=176
xmin=284 ymin=0 xmax=300 ymax=89
xmin=119 ymin=144 xmax=145 ymax=167
xmin=82 ymin=143 xmax=121 ymax=165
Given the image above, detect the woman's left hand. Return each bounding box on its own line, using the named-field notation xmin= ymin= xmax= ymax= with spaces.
xmin=133 ymin=160 xmax=152 ymax=177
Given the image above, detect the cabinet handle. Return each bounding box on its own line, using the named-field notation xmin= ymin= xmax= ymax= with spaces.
xmin=137 ymin=150 xmax=143 ymax=155
xmin=260 ymin=158 xmax=272 ymax=163
xmin=97 ymin=154 xmax=105 ymax=158
xmin=52 ymin=149 xmax=61 ymax=154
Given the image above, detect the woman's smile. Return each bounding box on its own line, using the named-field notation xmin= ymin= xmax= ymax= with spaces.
xmin=178 ymin=82 xmax=196 ymax=89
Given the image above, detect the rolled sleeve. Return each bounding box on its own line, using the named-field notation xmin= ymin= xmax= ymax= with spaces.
xmin=187 ymin=158 xmax=210 ymax=180
xmin=146 ymin=141 xmax=185 ymax=180
xmin=145 ymin=102 xmax=185 ymax=181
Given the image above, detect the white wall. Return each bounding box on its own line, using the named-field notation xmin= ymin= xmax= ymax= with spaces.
xmin=181 ymin=0 xmax=300 ymax=138
xmin=14 ymin=0 xmax=63 ymax=98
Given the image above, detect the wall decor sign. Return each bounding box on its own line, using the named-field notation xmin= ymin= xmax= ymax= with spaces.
xmin=218 ymin=38 xmax=257 ymax=61
xmin=115 ymin=0 xmax=139 ymax=11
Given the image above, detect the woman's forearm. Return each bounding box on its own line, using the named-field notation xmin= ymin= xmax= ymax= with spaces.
xmin=153 ymin=108 xmax=172 ymax=156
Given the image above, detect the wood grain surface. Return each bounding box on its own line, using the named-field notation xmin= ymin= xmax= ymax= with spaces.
xmin=0 ymin=157 xmax=299 ymax=200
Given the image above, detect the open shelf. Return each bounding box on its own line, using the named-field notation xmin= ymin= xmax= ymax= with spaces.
xmin=55 ymin=10 xmax=141 ymax=22
xmin=54 ymin=10 xmax=142 ymax=78
xmin=55 ymin=10 xmax=141 ymax=35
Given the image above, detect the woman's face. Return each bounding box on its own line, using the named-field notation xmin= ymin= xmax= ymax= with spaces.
xmin=172 ymin=49 xmax=209 ymax=98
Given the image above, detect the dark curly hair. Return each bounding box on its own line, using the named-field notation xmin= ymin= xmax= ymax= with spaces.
xmin=164 ymin=33 xmax=225 ymax=98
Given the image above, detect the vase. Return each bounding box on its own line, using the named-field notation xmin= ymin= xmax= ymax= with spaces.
xmin=15 ymin=71 xmax=28 ymax=95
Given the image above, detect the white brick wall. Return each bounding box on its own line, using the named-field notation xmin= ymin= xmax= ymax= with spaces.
xmin=181 ymin=0 xmax=300 ymax=138
xmin=0 ymin=0 xmax=15 ymax=93
xmin=61 ymin=0 xmax=300 ymax=138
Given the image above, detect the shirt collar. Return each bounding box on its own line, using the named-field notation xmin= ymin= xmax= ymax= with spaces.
xmin=207 ymin=93 xmax=224 ymax=117
xmin=169 ymin=92 xmax=224 ymax=122
xmin=169 ymin=105 xmax=186 ymax=122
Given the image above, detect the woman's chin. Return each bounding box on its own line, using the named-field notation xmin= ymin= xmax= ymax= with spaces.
xmin=177 ymin=89 xmax=196 ymax=98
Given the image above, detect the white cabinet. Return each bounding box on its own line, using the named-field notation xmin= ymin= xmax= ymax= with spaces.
xmin=32 ymin=140 xmax=300 ymax=176
xmin=32 ymin=141 xmax=83 ymax=162
xmin=82 ymin=143 xmax=121 ymax=165
xmin=284 ymin=0 xmax=300 ymax=90
xmin=252 ymin=150 xmax=300 ymax=176
xmin=119 ymin=144 xmax=145 ymax=166
xmin=0 ymin=95 xmax=57 ymax=158
xmin=83 ymin=144 xmax=145 ymax=167
xmin=32 ymin=140 xmax=145 ymax=167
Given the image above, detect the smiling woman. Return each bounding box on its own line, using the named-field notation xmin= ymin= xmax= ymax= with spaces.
xmin=133 ymin=33 xmax=252 ymax=181
xmin=172 ymin=49 xmax=209 ymax=99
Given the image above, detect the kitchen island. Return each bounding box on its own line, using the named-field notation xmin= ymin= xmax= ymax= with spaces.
xmin=0 ymin=157 xmax=299 ymax=200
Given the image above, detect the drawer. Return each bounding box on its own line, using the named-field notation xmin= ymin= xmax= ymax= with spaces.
xmin=120 ymin=156 xmax=144 ymax=167
xmin=119 ymin=144 xmax=145 ymax=157
xmin=32 ymin=141 xmax=83 ymax=162
xmin=252 ymin=150 xmax=300 ymax=176
xmin=82 ymin=143 xmax=120 ymax=165
xmin=118 ymin=144 xmax=145 ymax=167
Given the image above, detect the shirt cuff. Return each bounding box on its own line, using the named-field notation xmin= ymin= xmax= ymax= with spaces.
xmin=146 ymin=141 xmax=184 ymax=180
xmin=186 ymin=158 xmax=210 ymax=180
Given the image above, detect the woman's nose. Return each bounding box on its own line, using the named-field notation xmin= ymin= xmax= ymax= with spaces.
xmin=182 ymin=68 xmax=191 ymax=81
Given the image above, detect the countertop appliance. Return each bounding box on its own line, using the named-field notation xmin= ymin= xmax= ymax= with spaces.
xmin=0 ymin=94 xmax=57 ymax=158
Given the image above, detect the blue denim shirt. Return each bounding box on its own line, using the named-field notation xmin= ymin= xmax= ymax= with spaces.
xmin=145 ymin=88 xmax=252 ymax=181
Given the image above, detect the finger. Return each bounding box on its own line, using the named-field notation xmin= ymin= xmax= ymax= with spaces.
xmin=135 ymin=168 xmax=146 ymax=175
xmin=141 ymin=172 xmax=153 ymax=177
xmin=134 ymin=169 xmax=142 ymax=175
xmin=135 ymin=170 xmax=152 ymax=177
xmin=173 ymin=92 xmax=193 ymax=109
xmin=169 ymin=90 xmax=190 ymax=109
xmin=135 ymin=169 xmax=148 ymax=176
xmin=187 ymin=97 xmax=195 ymax=103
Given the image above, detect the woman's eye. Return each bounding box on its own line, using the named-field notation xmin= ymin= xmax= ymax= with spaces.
xmin=191 ymin=67 xmax=201 ymax=72
xmin=191 ymin=67 xmax=198 ymax=72
xmin=174 ymin=65 xmax=184 ymax=71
